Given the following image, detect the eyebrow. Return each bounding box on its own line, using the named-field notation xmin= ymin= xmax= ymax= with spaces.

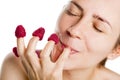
xmin=71 ymin=1 xmax=83 ymax=11
xmin=94 ymin=15 xmax=112 ymax=29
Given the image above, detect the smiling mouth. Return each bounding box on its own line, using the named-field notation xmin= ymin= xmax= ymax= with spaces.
xmin=60 ymin=40 xmax=79 ymax=54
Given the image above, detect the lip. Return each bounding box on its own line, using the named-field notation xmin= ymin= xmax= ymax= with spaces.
xmin=60 ymin=40 xmax=79 ymax=54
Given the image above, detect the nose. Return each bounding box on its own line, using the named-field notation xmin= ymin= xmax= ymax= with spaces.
xmin=67 ymin=19 xmax=88 ymax=39
xmin=67 ymin=15 xmax=91 ymax=39
xmin=67 ymin=26 xmax=82 ymax=39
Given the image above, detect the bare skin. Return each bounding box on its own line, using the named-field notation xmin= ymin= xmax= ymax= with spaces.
xmin=1 ymin=0 xmax=120 ymax=80
xmin=1 ymin=52 xmax=120 ymax=80
xmin=1 ymin=53 xmax=29 ymax=80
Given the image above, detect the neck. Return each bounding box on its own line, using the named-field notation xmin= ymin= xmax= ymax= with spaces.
xmin=63 ymin=66 xmax=98 ymax=80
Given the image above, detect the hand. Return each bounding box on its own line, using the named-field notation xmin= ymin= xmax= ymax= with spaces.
xmin=13 ymin=25 xmax=70 ymax=80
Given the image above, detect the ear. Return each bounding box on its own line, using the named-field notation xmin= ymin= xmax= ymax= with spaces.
xmin=107 ymin=45 xmax=120 ymax=60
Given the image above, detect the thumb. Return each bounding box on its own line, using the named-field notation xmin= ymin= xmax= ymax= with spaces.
xmin=56 ymin=48 xmax=70 ymax=70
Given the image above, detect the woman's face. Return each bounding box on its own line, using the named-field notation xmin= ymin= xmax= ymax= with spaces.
xmin=54 ymin=0 xmax=120 ymax=70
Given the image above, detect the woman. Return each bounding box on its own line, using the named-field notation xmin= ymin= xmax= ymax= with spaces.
xmin=1 ymin=0 xmax=120 ymax=80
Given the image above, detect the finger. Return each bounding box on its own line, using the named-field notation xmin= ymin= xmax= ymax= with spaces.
xmin=15 ymin=25 xmax=37 ymax=79
xmin=25 ymin=27 xmax=45 ymax=79
xmin=15 ymin=25 xmax=26 ymax=57
xmin=21 ymin=56 xmax=36 ymax=80
xmin=40 ymin=41 xmax=55 ymax=63
xmin=17 ymin=38 xmax=26 ymax=56
xmin=56 ymin=48 xmax=70 ymax=70
xmin=26 ymin=27 xmax=45 ymax=56
xmin=26 ymin=27 xmax=45 ymax=65
xmin=12 ymin=46 xmax=38 ymax=79
xmin=25 ymin=36 xmax=41 ymax=73
xmin=40 ymin=33 xmax=59 ymax=63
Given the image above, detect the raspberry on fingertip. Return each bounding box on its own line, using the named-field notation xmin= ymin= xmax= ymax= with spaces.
xmin=32 ymin=27 xmax=45 ymax=40
xmin=12 ymin=47 xmax=19 ymax=57
xmin=48 ymin=33 xmax=59 ymax=44
xmin=15 ymin=25 xmax=26 ymax=38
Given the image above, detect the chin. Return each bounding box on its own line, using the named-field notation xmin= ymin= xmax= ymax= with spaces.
xmin=63 ymin=60 xmax=79 ymax=70
xmin=63 ymin=58 xmax=90 ymax=70
xmin=63 ymin=65 xmax=81 ymax=70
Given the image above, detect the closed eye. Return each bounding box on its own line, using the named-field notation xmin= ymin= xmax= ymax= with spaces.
xmin=66 ymin=10 xmax=79 ymax=16
xmin=93 ymin=24 xmax=103 ymax=33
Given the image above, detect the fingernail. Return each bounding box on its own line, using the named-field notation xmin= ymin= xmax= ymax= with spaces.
xmin=32 ymin=27 xmax=45 ymax=40
xmin=15 ymin=25 xmax=26 ymax=38
xmin=12 ymin=47 xmax=19 ymax=57
xmin=48 ymin=33 xmax=59 ymax=44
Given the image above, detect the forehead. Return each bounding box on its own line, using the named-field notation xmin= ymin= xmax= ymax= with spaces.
xmin=71 ymin=0 xmax=120 ymax=10
xmin=72 ymin=0 xmax=120 ymax=4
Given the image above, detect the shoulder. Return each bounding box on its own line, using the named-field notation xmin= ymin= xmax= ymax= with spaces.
xmin=0 ymin=53 xmax=28 ymax=80
xmin=106 ymin=68 xmax=120 ymax=80
xmin=97 ymin=66 xmax=120 ymax=80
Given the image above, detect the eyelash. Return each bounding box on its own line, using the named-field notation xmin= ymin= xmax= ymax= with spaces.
xmin=93 ymin=25 xmax=103 ymax=33
xmin=66 ymin=10 xmax=79 ymax=16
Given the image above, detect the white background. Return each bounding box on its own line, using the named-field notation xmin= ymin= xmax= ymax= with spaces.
xmin=0 ymin=0 xmax=120 ymax=74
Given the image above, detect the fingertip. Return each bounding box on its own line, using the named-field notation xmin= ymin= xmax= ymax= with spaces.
xmin=12 ymin=47 xmax=19 ymax=57
xmin=15 ymin=25 xmax=26 ymax=38
xmin=62 ymin=48 xmax=71 ymax=56
xmin=64 ymin=48 xmax=71 ymax=52
xmin=32 ymin=27 xmax=45 ymax=40
xmin=61 ymin=48 xmax=70 ymax=57
xmin=48 ymin=33 xmax=59 ymax=44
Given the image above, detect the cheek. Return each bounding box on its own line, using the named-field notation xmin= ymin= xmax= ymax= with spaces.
xmin=85 ymin=33 xmax=113 ymax=58
xmin=82 ymin=36 xmax=109 ymax=66
xmin=57 ymin=14 xmax=67 ymax=31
